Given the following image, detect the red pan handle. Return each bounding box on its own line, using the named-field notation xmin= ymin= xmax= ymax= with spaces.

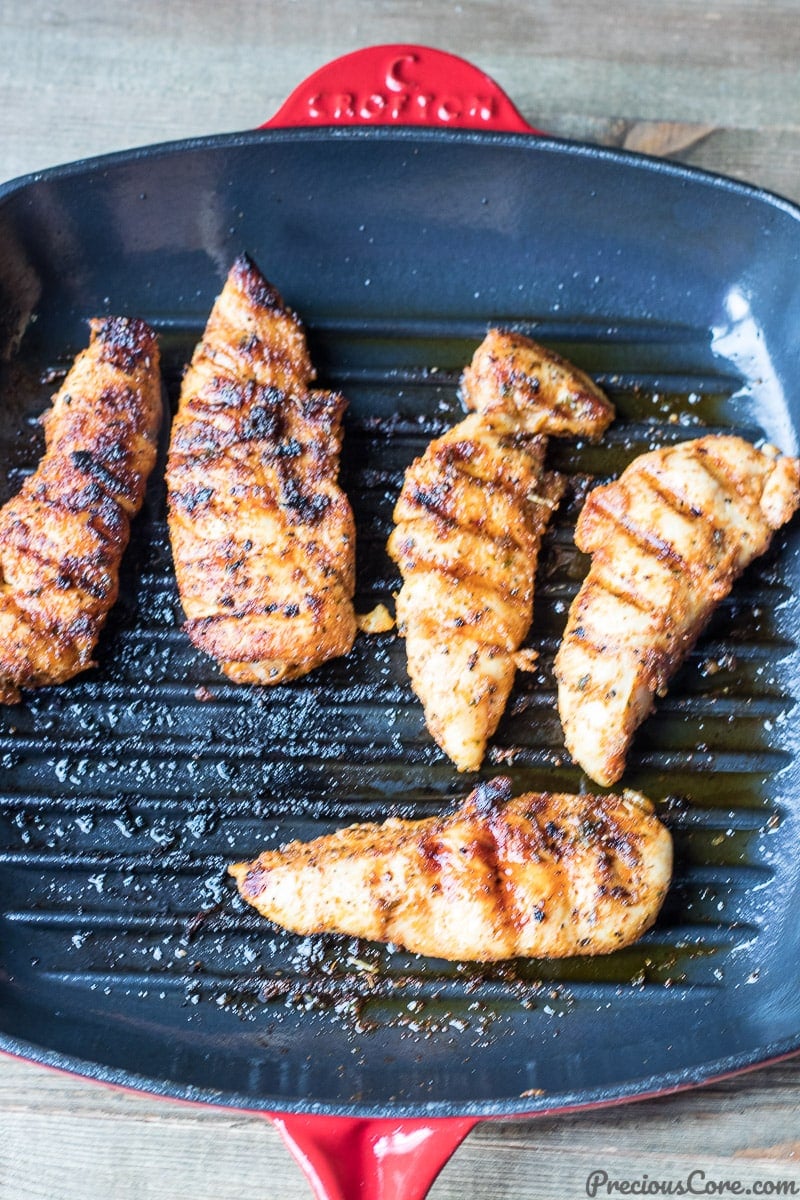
xmin=269 ymin=1113 xmax=478 ymax=1200
xmin=260 ymin=42 xmax=533 ymax=1200
xmin=262 ymin=43 xmax=542 ymax=134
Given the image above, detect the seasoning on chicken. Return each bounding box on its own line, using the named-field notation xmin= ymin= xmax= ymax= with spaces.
xmin=555 ymin=434 xmax=800 ymax=787
xmin=387 ymin=329 xmax=614 ymax=772
xmin=0 ymin=317 xmax=161 ymax=705
xmin=166 ymin=254 xmax=356 ymax=684
xmin=459 ymin=327 xmax=615 ymax=439
xmin=229 ymin=776 xmax=672 ymax=961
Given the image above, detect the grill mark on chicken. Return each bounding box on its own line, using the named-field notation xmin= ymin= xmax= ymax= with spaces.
xmin=590 ymin=489 xmax=690 ymax=572
xmin=471 ymin=776 xmax=529 ymax=936
xmin=639 ymin=465 xmax=710 ymax=523
xmin=555 ymin=435 xmax=800 ymax=788
xmin=388 ymin=330 xmax=613 ymax=773
xmin=229 ymin=777 xmax=672 ymax=962
xmin=166 ymin=254 xmax=356 ymax=685
xmin=581 ymin=571 xmax=654 ymax=616
xmin=460 ymin=328 xmax=615 ymax=438
xmin=0 ymin=317 xmax=161 ymax=705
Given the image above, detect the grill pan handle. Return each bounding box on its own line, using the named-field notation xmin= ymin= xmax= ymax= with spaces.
xmin=262 ymin=43 xmax=543 ymax=133
xmin=260 ymin=41 xmax=533 ymax=1200
xmin=270 ymin=1113 xmax=478 ymax=1200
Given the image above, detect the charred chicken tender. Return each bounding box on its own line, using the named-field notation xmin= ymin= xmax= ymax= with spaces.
xmin=555 ymin=435 xmax=800 ymax=788
xmin=387 ymin=329 xmax=614 ymax=772
xmin=229 ymin=776 xmax=672 ymax=962
xmin=166 ymin=254 xmax=356 ymax=684
xmin=0 ymin=317 xmax=161 ymax=705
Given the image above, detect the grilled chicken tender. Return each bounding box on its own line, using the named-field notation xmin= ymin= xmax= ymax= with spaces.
xmin=387 ymin=330 xmax=613 ymax=772
xmin=166 ymin=255 xmax=356 ymax=684
xmin=0 ymin=317 xmax=161 ymax=705
xmin=555 ymin=435 xmax=800 ymax=787
xmin=230 ymin=776 xmax=672 ymax=961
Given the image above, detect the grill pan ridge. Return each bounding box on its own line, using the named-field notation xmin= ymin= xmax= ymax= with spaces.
xmin=0 ymin=128 xmax=799 ymax=1116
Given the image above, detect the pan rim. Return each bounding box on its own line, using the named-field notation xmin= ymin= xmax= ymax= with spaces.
xmin=2 ymin=118 xmax=800 ymax=1120
xmin=1 ymin=124 xmax=800 ymax=232
xmin=1 ymin=1028 xmax=799 ymax=1118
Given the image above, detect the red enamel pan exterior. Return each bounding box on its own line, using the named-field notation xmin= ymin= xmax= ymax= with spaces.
xmin=263 ymin=44 xmax=540 ymax=134
xmin=2 ymin=43 xmax=800 ymax=1200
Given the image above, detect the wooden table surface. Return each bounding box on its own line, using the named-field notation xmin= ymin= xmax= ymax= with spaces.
xmin=1 ymin=2 xmax=799 ymax=1197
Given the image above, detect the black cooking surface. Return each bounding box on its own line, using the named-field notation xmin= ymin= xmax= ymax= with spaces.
xmin=0 ymin=130 xmax=799 ymax=1115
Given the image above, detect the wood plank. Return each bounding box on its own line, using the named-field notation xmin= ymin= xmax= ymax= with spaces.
xmin=2 ymin=0 xmax=800 ymax=1196
xmin=0 ymin=0 xmax=799 ymax=188
xmin=2 ymin=1055 xmax=800 ymax=1198
xmin=539 ymin=116 xmax=800 ymax=202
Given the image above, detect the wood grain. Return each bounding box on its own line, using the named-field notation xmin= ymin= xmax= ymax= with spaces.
xmin=0 ymin=1 xmax=799 ymax=199
xmin=2 ymin=1056 xmax=800 ymax=1198
xmin=2 ymin=0 xmax=800 ymax=1196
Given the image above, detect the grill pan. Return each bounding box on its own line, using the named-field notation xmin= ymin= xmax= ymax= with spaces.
xmin=2 ymin=45 xmax=800 ymax=1200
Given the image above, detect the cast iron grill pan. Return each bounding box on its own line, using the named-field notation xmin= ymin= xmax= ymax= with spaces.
xmin=0 ymin=130 xmax=798 ymax=1115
